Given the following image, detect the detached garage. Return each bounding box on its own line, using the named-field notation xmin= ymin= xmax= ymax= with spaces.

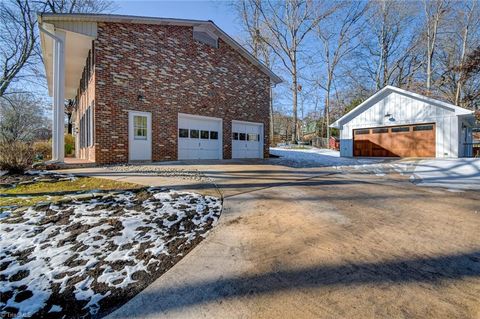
xmin=331 ymin=86 xmax=476 ymax=158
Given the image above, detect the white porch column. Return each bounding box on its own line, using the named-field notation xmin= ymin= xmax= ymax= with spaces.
xmin=51 ymin=30 xmax=66 ymax=162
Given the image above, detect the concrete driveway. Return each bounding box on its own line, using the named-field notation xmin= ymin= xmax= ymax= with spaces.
xmin=64 ymin=161 xmax=480 ymax=318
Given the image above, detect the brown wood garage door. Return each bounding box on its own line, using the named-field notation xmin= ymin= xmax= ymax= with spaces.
xmin=353 ymin=123 xmax=435 ymax=157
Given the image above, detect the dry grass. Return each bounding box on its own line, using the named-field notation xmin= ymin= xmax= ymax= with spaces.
xmin=0 ymin=177 xmax=141 ymax=207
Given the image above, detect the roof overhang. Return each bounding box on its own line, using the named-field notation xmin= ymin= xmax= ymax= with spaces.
xmin=330 ymin=86 xmax=474 ymax=129
xmin=38 ymin=13 xmax=282 ymax=97
xmin=39 ymin=17 xmax=97 ymax=99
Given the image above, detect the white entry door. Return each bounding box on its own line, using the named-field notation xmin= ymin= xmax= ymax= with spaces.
xmin=128 ymin=111 xmax=152 ymax=161
xmin=232 ymin=121 xmax=263 ymax=159
xmin=178 ymin=114 xmax=222 ymax=160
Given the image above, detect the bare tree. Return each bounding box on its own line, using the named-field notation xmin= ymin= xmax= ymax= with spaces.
xmin=356 ymin=0 xmax=421 ymax=91
xmin=34 ymin=0 xmax=116 ymax=14
xmin=35 ymin=0 xmax=116 ymax=132
xmin=0 ymin=93 xmax=48 ymax=142
xmin=254 ymin=0 xmax=336 ymax=143
xmin=453 ymin=0 xmax=478 ymax=105
xmin=423 ymin=0 xmax=451 ymax=92
xmin=0 ymin=0 xmax=37 ymax=97
xmin=0 ymin=0 xmax=114 ymax=98
xmin=236 ymin=0 xmax=278 ymax=143
xmin=316 ymin=1 xmax=368 ymax=142
xmin=434 ymin=1 xmax=479 ymax=108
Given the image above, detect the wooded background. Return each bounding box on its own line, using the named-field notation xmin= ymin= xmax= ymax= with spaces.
xmin=1 ymin=0 xmax=479 ymax=145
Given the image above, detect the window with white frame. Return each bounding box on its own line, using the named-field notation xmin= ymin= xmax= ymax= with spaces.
xmin=133 ymin=115 xmax=148 ymax=140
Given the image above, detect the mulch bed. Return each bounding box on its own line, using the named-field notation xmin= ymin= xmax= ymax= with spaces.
xmin=0 ymin=187 xmax=222 ymax=319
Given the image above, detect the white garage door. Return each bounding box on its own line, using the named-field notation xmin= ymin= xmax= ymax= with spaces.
xmin=178 ymin=114 xmax=222 ymax=160
xmin=232 ymin=121 xmax=263 ymax=159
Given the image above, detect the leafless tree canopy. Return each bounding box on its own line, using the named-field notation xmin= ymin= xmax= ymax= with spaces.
xmin=235 ymin=0 xmax=480 ymax=141
xmin=0 ymin=94 xmax=49 ymax=143
xmin=0 ymin=0 xmax=115 ymax=98
xmin=1 ymin=0 xmax=479 ymax=144
xmin=0 ymin=0 xmax=37 ymax=97
xmin=34 ymin=0 xmax=116 ymax=14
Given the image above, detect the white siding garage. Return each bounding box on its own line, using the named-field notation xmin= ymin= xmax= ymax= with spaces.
xmin=232 ymin=121 xmax=264 ymax=159
xmin=331 ymin=86 xmax=475 ymax=158
xmin=178 ymin=114 xmax=222 ymax=160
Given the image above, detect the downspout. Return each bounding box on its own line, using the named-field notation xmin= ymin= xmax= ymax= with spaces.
xmin=39 ymin=23 xmax=65 ymax=162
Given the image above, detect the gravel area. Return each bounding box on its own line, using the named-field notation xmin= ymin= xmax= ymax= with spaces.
xmin=108 ymin=165 xmax=214 ymax=182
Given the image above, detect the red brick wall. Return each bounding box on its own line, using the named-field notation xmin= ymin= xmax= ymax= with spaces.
xmin=93 ymin=22 xmax=271 ymax=164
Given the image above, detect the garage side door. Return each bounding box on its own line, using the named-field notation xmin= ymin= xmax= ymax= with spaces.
xmin=353 ymin=123 xmax=435 ymax=157
xmin=128 ymin=111 xmax=152 ymax=161
xmin=178 ymin=114 xmax=222 ymax=160
xmin=232 ymin=121 xmax=263 ymax=159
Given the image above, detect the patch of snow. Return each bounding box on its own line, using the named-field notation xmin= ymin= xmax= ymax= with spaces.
xmin=48 ymin=305 xmax=62 ymax=313
xmin=0 ymin=188 xmax=222 ymax=317
xmin=271 ymin=148 xmax=480 ymax=191
xmin=408 ymin=158 xmax=480 ymax=190
xmin=0 ymin=211 xmax=10 ymax=219
xmin=270 ymin=147 xmax=385 ymax=168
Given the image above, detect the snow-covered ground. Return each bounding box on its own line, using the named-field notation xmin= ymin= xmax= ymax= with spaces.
xmin=408 ymin=158 xmax=480 ymax=190
xmin=0 ymin=188 xmax=221 ymax=318
xmin=271 ymin=147 xmax=480 ymax=190
xmin=270 ymin=147 xmax=385 ymax=168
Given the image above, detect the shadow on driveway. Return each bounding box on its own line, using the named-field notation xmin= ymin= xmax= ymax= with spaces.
xmin=107 ymin=250 xmax=480 ymax=317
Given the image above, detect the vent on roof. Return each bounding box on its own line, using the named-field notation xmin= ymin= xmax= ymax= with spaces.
xmin=193 ymin=30 xmax=218 ymax=48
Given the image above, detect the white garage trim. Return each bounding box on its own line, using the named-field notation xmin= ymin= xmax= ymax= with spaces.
xmin=232 ymin=120 xmax=264 ymax=159
xmin=128 ymin=110 xmax=152 ymax=162
xmin=178 ymin=113 xmax=223 ymax=160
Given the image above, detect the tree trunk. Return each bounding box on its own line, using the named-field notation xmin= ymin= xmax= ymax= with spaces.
xmin=455 ymin=3 xmax=474 ymax=106
xmin=325 ymin=73 xmax=332 ymax=148
xmin=269 ymin=86 xmax=274 ymax=144
xmin=292 ymin=73 xmax=298 ymax=143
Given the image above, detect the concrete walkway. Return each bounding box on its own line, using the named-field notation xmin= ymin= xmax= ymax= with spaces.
xmin=63 ymin=161 xmax=480 ymax=318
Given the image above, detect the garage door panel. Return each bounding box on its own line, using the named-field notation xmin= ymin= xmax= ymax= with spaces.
xmin=232 ymin=121 xmax=263 ymax=159
xmin=178 ymin=114 xmax=222 ymax=160
xmin=353 ymin=123 xmax=435 ymax=157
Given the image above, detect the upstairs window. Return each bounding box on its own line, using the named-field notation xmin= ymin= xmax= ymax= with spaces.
xmin=193 ymin=25 xmax=219 ymax=48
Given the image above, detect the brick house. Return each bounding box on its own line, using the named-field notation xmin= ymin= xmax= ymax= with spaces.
xmin=38 ymin=13 xmax=281 ymax=164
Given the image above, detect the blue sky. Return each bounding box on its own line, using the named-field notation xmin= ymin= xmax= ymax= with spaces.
xmin=114 ymin=0 xmax=241 ymax=35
